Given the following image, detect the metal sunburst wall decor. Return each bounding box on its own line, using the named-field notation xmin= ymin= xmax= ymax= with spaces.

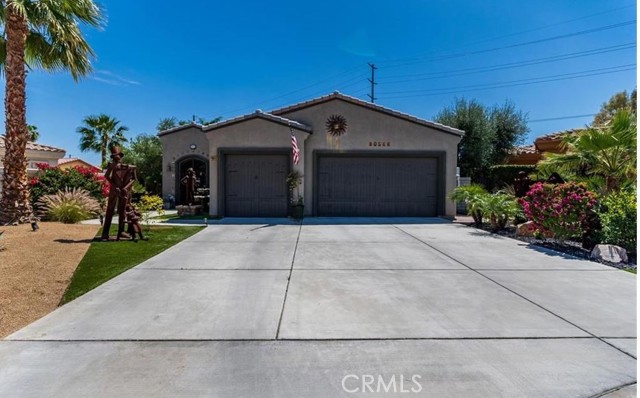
xmin=325 ymin=114 xmax=348 ymax=137
xmin=325 ymin=114 xmax=348 ymax=149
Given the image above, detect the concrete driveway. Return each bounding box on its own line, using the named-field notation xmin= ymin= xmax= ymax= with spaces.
xmin=0 ymin=219 xmax=636 ymax=397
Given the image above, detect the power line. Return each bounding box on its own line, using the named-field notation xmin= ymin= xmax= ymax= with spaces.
xmin=376 ymin=3 xmax=635 ymax=67
xmin=378 ymin=20 xmax=636 ymax=69
xmin=382 ymin=64 xmax=636 ymax=95
xmin=217 ymin=65 xmax=364 ymax=117
xmin=378 ymin=43 xmax=635 ymax=83
xmin=529 ymin=114 xmax=596 ymax=123
xmin=265 ymin=76 xmax=369 ymax=112
xmin=378 ymin=64 xmax=636 ymax=99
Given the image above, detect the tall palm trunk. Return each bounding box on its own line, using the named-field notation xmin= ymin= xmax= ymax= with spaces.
xmin=0 ymin=4 xmax=33 ymax=224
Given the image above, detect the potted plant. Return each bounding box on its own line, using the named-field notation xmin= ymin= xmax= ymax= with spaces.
xmin=286 ymin=171 xmax=304 ymax=219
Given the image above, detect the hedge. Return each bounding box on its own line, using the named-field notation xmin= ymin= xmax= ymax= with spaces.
xmin=481 ymin=164 xmax=537 ymax=191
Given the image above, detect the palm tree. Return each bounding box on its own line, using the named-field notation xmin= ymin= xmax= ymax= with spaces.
xmin=0 ymin=0 xmax=104 ymax=224
xmin=77 ymin=115 xmax=129 ymax=167
xmin=540 ymin=110 xmax=636 ymax=193
xmin=27 ymin=124 xmax=38 ymax=141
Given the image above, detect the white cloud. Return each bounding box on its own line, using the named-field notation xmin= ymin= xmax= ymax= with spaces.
xmin=91 ymin=70 xmax=141 ymax=86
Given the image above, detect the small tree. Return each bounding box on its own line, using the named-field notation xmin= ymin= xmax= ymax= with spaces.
xmin=122 ymin=134 xmax=163 ymax=195
xmin=435 ymin=98 xmax=528 ymax=182
xmin=593 ymin=89 xmax=636 ymax=126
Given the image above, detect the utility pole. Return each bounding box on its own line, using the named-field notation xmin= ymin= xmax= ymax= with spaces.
xmin=367 ymin=63 xmax=377 ymax=103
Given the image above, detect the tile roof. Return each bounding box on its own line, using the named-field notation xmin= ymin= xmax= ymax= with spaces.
xmin=202 ymin=110 xmax=313 ymax=133
xmin=57 ymin=157 xmax=99 ymax=168
xmin=157 ymin=122 xmax=204 ymax=137
xmin=0 ymin=136 xmax=65 ymax=153
xmin=270 ymin=91 xmax=465 ymax=137
xmin=535 ymin=128 xmax=585 ymax=142
xmin=510 ymin=144 xmax=538 ymax=155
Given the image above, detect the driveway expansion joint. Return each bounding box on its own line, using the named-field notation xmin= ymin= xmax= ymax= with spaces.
xmin=3 ymin=336 xmax=606 ymax=343
xmin=275 ymin=223 xmax=302 ymax=340
xmin=589 ymin=381 xmax=638 ymax=398
xmin=391 ymin=224 xmax=637 ymax=360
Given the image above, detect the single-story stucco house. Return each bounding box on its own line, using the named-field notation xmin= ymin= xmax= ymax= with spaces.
xmin=0 ymin=136 xmax=66 ymax=195
xmin=506 ymin=128 xmax=584 ymax=165
xmin=159 ymin=92 xmax=464 ymax=218
xmin=57 ymin=157 xmax=100 ymax=172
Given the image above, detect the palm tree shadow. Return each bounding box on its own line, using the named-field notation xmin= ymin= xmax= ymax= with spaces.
xmin=54 ymin=238 xmax=95 ymax=244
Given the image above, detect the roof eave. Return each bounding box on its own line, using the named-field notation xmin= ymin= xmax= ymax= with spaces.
xmin=202 ymin=112 xmax=313 ymax=134
xmin=270 ymin=91 xmax=465 ymax=137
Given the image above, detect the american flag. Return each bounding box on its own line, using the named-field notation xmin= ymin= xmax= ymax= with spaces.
xmin=290 ymin=129 xmax=300 ymax=165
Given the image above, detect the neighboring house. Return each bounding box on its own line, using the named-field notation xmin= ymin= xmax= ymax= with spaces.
xmin=506 ymin=128 xmax=585 ymax=165
xmin=57 ymin=157 xmax=100 ymax=172
xmin=160 ymin=92 xmax=463 ymax=218
xmin=0 ymin=136 xmax=66 ymax=193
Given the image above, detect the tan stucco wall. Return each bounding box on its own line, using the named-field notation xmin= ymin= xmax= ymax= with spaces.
xmin=163 ymin=99 xmax=462 ymax=217
xmin=159 ymin=126 xmax=210 ymax=201
xmin=277 ymin=100 xmax=461 ymax=217
xmin=204 ymin=117 xmax=309 ymax=216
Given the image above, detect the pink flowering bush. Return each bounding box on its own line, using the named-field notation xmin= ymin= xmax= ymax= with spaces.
xmin=518 ymin=182 xmax=598 ymax=241
xmin=30 ymin=164 xmax=108 ymax=213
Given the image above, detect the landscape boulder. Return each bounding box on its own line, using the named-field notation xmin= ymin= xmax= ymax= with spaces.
xmin=590 ymin=244 xmax=628 ymax=264
xmin=516 ymin=221 xmax=536 ymax=237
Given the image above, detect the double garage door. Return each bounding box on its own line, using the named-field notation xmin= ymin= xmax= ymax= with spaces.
xmin=317 ymin=155 xmax=439 ymax=217
xmin=223 ymin=153 xmax=440 ymax=217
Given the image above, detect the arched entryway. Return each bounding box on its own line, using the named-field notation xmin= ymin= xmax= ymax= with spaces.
xmin=175 ymin=155 xmax=209 ymax=211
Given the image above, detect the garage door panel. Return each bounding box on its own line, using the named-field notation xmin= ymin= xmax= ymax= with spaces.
xmin=317 ymin=155 xmax=439 ymax=217
xmin=224 ymin=154 xmax=289 ymax=217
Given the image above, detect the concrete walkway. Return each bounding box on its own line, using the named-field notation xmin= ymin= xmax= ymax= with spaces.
xmin=0 ymin=219 xmax=636 ymax=397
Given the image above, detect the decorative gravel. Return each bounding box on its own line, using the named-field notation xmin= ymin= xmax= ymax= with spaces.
xmin=0 ymin=222 xmax=99 ymax=337
xmin=470 ymin=224 xmax=636 ymax=271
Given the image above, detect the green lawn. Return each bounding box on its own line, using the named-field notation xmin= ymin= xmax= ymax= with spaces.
xmin=60 ymin=225 xmax=203 ymax=305
xmin=151 ymin=213 xmax=212 ymax=221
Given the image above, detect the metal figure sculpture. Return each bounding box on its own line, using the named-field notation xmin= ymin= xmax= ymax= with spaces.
xmin=101 ymin=146 xmax=137 ymax=241
xmin=125 ymin=203 xmax=146 ymax=241
xmin=181 ymin=167 xmax=197 ymax=205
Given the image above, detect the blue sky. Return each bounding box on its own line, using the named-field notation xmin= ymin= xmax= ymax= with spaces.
xmin=4 ymin=0 xmax=637 ymax=166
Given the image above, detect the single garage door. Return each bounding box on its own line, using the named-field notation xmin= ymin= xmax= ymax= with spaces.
xmin=317 ymin=155 xmax=439 ymax=217
xmin=224 ymin=154 xmax=289 ymax=217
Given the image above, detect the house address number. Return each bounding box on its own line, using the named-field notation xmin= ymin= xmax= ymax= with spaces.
xmin=369 ymin=141 xmax=391 ymax=147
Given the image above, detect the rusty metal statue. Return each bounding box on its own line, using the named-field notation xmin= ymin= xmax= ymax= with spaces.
xmin=125 ymin=203 xmax=146 ymax=241
xmin=181 ymin=167 xmax=197 ymax=205
xmin=101 ymin=146 xmax=137 ymax=241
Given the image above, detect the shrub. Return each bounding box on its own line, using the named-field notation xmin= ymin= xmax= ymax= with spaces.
xmin=30 ymin=164 xmax=107 ymax=212
xmin=450 ymin=185 xmax=488 ymax=226
xmin=485 ymin=164 xmax=537 ymax=191
xmin=519 ymin=182 xmax=598 ymax=241
xmin=599 ymin=189 xmax=636 ymax=253
xmin=477 ymin=192 xmax=519 ymax=231
xmin=135 ymin=194 xmax=165 ymax=230
xmin=38 ymin=188 xmax=101 ymax=224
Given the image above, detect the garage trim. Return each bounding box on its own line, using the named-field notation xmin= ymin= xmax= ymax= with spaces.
xmin=312 ymin=150 xmax=447 ymax=217
xmin=217 ymin=148 xmax=292 ymax=217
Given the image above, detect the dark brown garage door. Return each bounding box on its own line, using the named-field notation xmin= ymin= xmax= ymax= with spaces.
xmin=224 ymin=154 xmax=289 ymax=217
xmin=317 ymin=155 xmax=439 ymax=217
